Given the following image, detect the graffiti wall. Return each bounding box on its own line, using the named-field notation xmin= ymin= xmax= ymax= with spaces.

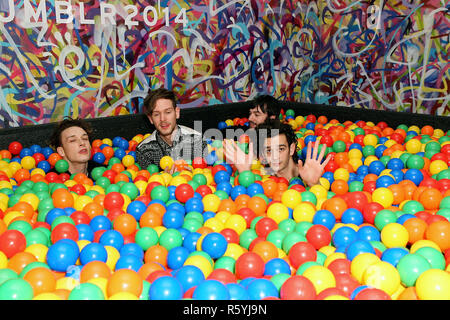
xmin=0 ymin=0 xmax=448 ymax=128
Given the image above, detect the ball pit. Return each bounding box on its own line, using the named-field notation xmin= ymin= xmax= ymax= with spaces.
xmin=0 ymin=114 xmax=450 ymax=301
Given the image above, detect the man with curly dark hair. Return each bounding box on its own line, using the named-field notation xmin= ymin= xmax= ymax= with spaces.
xmin=223 ymin=120 xmax=331 ymax=186
xmin=48 ymin=117 xmax=99 ymax=177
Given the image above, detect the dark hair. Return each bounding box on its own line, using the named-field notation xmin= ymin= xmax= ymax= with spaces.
xmin=251 ymin=95 xmax=280 ymax=120
xmin=255 ymin=119 xmax=299 ymax=162
xmin=143 ymin=88 xmax=177 ymax=115
xmin=49 ymin=117 xmax=93 ymax=150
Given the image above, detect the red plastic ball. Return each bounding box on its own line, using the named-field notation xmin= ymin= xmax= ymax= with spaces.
xmin=8 ymin=141 xmax=23 ymax=156
xmin=280 ymin=275 xmax=317 ymax=300
xmin=0 ymin=230 xmax=26 ymax=258
xmin=220 ymin=228 xmax=239 ymax=244
xmin=103 ymin=192 xmax=125 ymax=211
xmin=288 ymin=242 xmax=317 ymax=269
xmin=306 ymin=224 xmax=331 ymax=250
xmin=327 ymin=258 xmax=351 ymax=276
xmin=51 ymin=223 xmax=79 ymax=243
xmin=70 ymin=211 xmax=91 ymax=225
xmin=207 ymin=268 xmax=237 ymax=284
xmin=175 ymin=184 xmax=195 ymax=203
xmin=354 ymin=288 xmax=391 ymax=300
xmin=255 ymin=217 xmax=278 ymax=239
xmin=362 ymin=202 xmax=384 ymax=224
xmin=235 ymin=252 xmax=264 ymax=280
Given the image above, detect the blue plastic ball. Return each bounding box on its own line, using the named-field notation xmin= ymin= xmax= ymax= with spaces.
xmin=76 ymin=224 xmax=94 ymax=241
xmin=381 ymin=247 xmax=409 ymax=267
xmin=387 ymin=158 xmax=404 ymax=170
xmin=341 ymin=208 xmax=364 ymax=226
xmin=167 ymin=202 xmax=185 ymax=214
xmin=92 ymin=152 xmax=106 ymax=164
xmin=368 ymin=160 xmax=385 ymax=175
xmin=192 ymin=279 xmax=230 ymax=300
xmin=126 ymin=200 xmax=147 ymax=221
xmin=185 ymin=197 xmax=204 ymax=213
xmin=214 ymin=170 xmax=230 ymax=185
xmin=230 ymin=185 xmax=247 ymax=200
xmin=226 ymin=283 xmax=250 ymax=300
xmin=149 ymin=276 xmax=183 ymax=300
xmin=203 ymin=211 xmax=216 ymax=222
xmin=201 ymin=232 xmax=228 ymax=259
xmin=46 ymin=239 xmax=80 ymax=272
xmin=376 ymin=175 xmax=396 ymax=188
xmin=346 ymin=240 xmax=376 ymax=261
xmin=89 ymin=215 xmax=112 ymax=232
xmin=41 ymin=147 xmax=54 ymax=159
xmin=390 ymin=169 xmax=404 ymax=183
xmin=120 ymin=243 xmax=144 ymax=260
xmin=80 ymin=243 xmax=108 ymax=264
xmin=174 ymin=265 xmax=205 ymax=293
xmin=356 ymin=165 xmax=369 ymax=177
xmin=183 ymin=232 xmax=201 ymax=253
xmin=397 ymin=214 xmax=416 ymax=225
xmin=167 ymin=246 xmax=189 ymax=270
xmin=332 ymin=226 xmax=357 ymax=249
xmin=115 ymin=254 xmax=143 ymax=272
xmin=99 ymin=230 xmax=124 ymax=251
xmin=404 ymin=168 xmax=423 ymax=186
xmin=216 ymin=182 xmax=232 ymax=195
xmin=162 ymin=210 xmax=184 ymax=229
xmin=264 ymin=258 xmax=291 ymax=276
xmin=350 ymin=285 xmax=371 ymax=300
xmin=246 ymin=278 xmax=278 ymax=300
xmin=45 ymin=208 xmax=67 ymax=225
xmin=356 ymin=225 xmax=381 ymax=242
xmin=312 ymin=210 xmax=336 ymax=230
xmin=19 ymin=148 xmax=32 ymax=158
xmin=30 ymin=145 xmax=42 ymax=155
xmin=246 ymin=183 xmax=264 ymax=197
xmin=37 ymin=160 xmax=51 ymax=173
xmin=114 ymin=148 xmax=126 ymax=160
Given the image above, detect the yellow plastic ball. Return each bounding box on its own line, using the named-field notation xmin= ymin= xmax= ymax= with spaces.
xmin=21 ymin=156 xmax=36 ymax=170
xmin=415 ymin=269 xmax=450 ymax=300
xmin=184 ymin=255 xmax=213 ymax=278
xmin=405 ymin=139 xmax=422 ymax=154
xmin=122 ymin=155 xmax=135 ymax=167
xmin=410 ymin=240 xmax=441 ymax=253
xmin=267 ymin=202 xmax=289 ymax=224
xmin=371 ymin=187 xmax=394 ymax=209
xmin=333 ymin=168 xmax=350 ymax=182
xmin=19 ymin=193 xmax=40 ymax=211
xmin=362 ymin=261 xmax=401 ymax=295
xmin=224 ymin=214 xmax=247 ymax=235
xmin=381 ymin=223 xmax=409 ymax=248
xmin=302 ymin=265 xmax=336 ymax=294
xmin=74 ymin=195 xmax=93 ymax=211
xmin=363 ymin=134 xmax=378 ymax=147
xmin=324 ymin=252 xmax=347 ymax=268
xmin=281 ymin=189 xmax=302 ymax=209
xmin=293 ymin=203 xmax=316 ymax=223
xmin=104 ymin=245 xmax=120 ymax=270
xmin=350 ymin=253 xmax=381 ymax=283
xmin=33 ymin=293 xmax=62 ymax=300
xmin=108 ymin=292 xmax=139 ymax=300
xmin=223 ymin=243 xmax=245 ymax=260
xmin=202 ymin=194 xmax=221 ymax=213
xmin=56 ymin=277 xmax=79 ymax=291
xmin=24 ymin=244 xmax=49 ymax=263
xmin=203 ymin=217 xmax=224 ymax=232
xmin=0 ymin=251 xmax=7 ymax=268
xmin=429 ymin=160 xmax=448 ymax=175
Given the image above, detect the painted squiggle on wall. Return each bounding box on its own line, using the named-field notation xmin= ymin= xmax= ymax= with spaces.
xmin=0 ymin=0 xmax=448 ymax=128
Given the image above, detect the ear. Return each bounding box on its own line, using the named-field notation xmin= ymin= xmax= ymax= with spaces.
xmin=269 ymin=115 xmax=276 ymax=120
xmin=56 ymin=146 xmax=66 ymax=158
xmin=289 ymin=143 xmax=296 ymax=157
xmin=175 ymin=107 xmax=180 ymax=119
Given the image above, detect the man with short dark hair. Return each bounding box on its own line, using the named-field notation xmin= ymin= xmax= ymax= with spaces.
xmin=223 ymin=120 xmax=330 ymax=186
xmin=136 ymin=88 xmax=207 ymax=170
xmin=48 ymin=117 xmax=99 ymax=177
xmin=248 ymin=95 xmax=280 ymax=128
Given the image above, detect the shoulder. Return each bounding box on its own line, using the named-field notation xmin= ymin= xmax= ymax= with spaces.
xmin=136 ymin=131 xmax=158 ymax=150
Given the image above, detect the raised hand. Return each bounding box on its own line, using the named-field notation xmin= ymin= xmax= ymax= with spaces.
xmin=223 ymin=139 xmax=254 ymax=173
xmin=298 ymin=140 xmax=331 ymax=187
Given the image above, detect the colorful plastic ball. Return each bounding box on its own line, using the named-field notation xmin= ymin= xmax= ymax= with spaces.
xmin=264 ymin=258 xmax=291 ymax=276
xmin=202 ymin=194 xmax=221 ymax=213
xmin=79 ymin=243 xmax=107 ymax=265
xmin=332 ymin=226 xmax=357 ymax=249
xmin=246 ymin=278 xmax=278 ymax=300
xmin=192 ymin=279 xmax=230 ymax=300
xmin=238 ymin=170 xmax=255 ymax=187
xmin=306 ymin=225 xmax=331 ymax=250
xmin=346 ymin=240 xmax=376 ymax=261
xmin=404 ymin=168 xmax=423 ymax=186
xmin=415 ymin=269 xmax=450 ymax=300
xmin=0 ymin=230 xmax=27 ymax=259
xmin=174 ymin=184 xmax=194 ymax=203
xmin=312 ymin=210 xmax=336 ymax=230
xmin=235 ymin=252 xmax=265 ymax=280
xmin=68 ymin=282 xmax=105 ymax=300
xmin=372 ymin=187 xmax=394 ymax=209
xmin=226 ymin=283 xmax=249 ymax=300
xmin=46 ymin=239 xmax=80 ymax=272
xmin=167 ymin=246 xmax=189 ymax=270
xmin=279 ymin=275 xmax=316 ymax=300
xmin=288 ymin=242 xmax=317 ymax=269
xmin=126 ymin=200 xmax=147 ymax=221
xmin=381 ymin=223 xmax=409 ymax=248
xmin=162 ymin=210 xmax=184 ymax=229
xmin=415 ymin=246 xmax=445 ymax=270
xmin=266 ymin=203 xmax=289 ymax=224
xmin=380 ymin=247 xmax=408 ymax=267
xmin=201 ymin=232 xmax=228 ymax=259
xmin=303 ymin=265 xmax=336 ymax=294
xmin=99 ymin=230 xmax=124 ymax=251
xmin=0 ymin=278 xmax=34 ymax=300
xmin=341 ymin=208 xmax=364 ymax=226
xmin=354 ymin=287 xmax=391 ymax=300
xmin=114 ymin=254 xmax=143 ymax=273
xmin=174 ymin=265 xmax=205 ymax=293
xmin=396 ymin=253 xmax=431 ymax=287
xmin=362 ymin=261 xmax=400 ymax=295
xmin=425 ymin=220 xmax=450 ymax=251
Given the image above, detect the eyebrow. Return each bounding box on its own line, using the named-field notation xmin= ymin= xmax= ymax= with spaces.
xmin=65 ymin=133 xmax=89 ymax=140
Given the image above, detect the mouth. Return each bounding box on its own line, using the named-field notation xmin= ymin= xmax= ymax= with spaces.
xmin=79 ymin=148 xmax=89 ymax=155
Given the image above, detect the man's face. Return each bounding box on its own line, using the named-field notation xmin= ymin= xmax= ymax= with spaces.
xmin=57 ymin=126 xmax=91 ymax=164
xmin=248 ymin=105 xmax=268 ymax=128
xmin=262 ymin=133 xmax=296 ymax=174
xmin=148 ymin=98 xmax=180 ymax=138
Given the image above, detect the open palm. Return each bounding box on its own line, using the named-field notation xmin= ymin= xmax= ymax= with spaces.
xmin=298 ymin=141 xmax=331 ymax=187
xmin=223 ymin=139 xmax=254 ymax=173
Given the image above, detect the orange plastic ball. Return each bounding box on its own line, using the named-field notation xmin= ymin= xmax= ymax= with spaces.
xmin=107 ymin=269 xmax=143 ymax=298
xmin=7 ymin=252 xmax=37 ymax=274
xmin=251 ymin=241 xmax=278 ymax=263
xmin=52 ymin=188 xmax=75 ymax=209
xmin=403 ymin=217 xmax=427 ymax=244
xmin=23 ymin=267 xmax=57 ymax=295
xmin=247 ymin=196 xmax=267 ymax=216
xmin=113 ymin=213 xmax=137 ymax=236
xmin=323 ymin=197 xmax=347 ymax=220
xmin=139 ymin=211 xmax=162 ymax=228
xmin=82 ymin=202 xmax=104 ymax=219
xmin=144 ymin=245 xmax=168 ymax=267
xmin=425 ymin=221 xmax=450 ymax=251
xmin=418 ymin=188 xmax=443 ymax=211
xmin=80 ymin=261 xmax=112 ymax=283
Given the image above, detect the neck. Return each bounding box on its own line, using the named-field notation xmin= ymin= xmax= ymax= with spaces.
xmin=275 ymin=159 xmax=298 ymax=181
xmin=68 ymin=161 xmax=88 ymax=176
xmin=159 ymin=126 xmax=178 ymax=146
